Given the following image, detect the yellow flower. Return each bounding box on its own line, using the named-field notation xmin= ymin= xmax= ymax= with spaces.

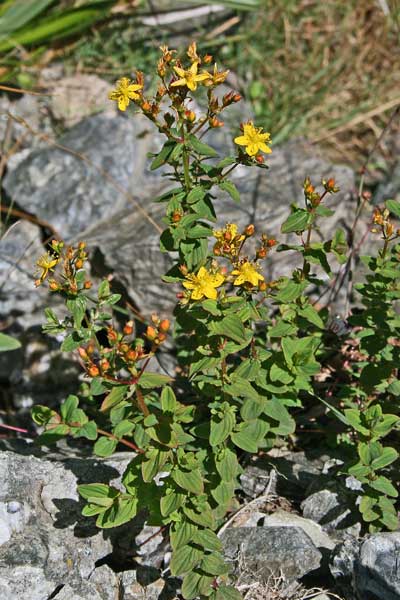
xmin=182 ymin=266 xmax=225 ymax=300
xmin=204 ymin=63 xmax=230 ymax=86
xmin=234 ymin=122 xmax=272 ymax=157
xmin=109 ymin=77 xmax=143 ymax=111
xmin=213 ymin=223 xmax=245 ymax=256
xmin=35 ymin=253 xmax=59 ymax=286
xmin=214 ymin=223 xmax=240 ymax=243
xmin=231 ymin=261 xmax=264 ymax=287
xmin=171 ymin=62 xmax=209 ymax=92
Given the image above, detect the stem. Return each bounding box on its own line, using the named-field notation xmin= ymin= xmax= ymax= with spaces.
xmin=381 ymin=238 xmax=389 ymax=259
xmin=97 ymin=428 xmax=144 ymax=453
xmin=136 ymin=387 xmax=150 ymax=417
xmin=181 ymin=123 xmax=191 ymax=192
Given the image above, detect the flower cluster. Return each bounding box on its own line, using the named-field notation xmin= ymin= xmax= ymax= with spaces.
xmin=108 ymin=42 xmax=271 ymax=163
xmin=372 ymin=207 xmax=400 ymax=240
xmin=35 ymin=240 xmax=91 ymax=293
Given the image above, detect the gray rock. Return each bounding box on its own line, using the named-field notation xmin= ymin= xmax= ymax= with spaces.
xmin=330 ymin=536 xmax=360 ymax=587
xmin=262 ymin=510 xmax=335 ymax=551
xmin=0 ymin=447 xmax=174 ymax=600
xmin=355 ymin=533 xmax=400 ymax=600
xmin=240 ymin=452 xmax=323 ymax=501
xmin=301 ymin=486 xmax=361 ymax=538
xmin=221 ymin=525 xmax=322 ymax=582
xmin=3 ymin=112 xmax=162 ymax=240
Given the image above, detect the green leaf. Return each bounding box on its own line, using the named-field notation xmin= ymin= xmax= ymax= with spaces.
xmin=224 ymin=377 xmax=259 ymax=402
xmin=268 ymin=321 xmax=297 ymax=337
xmin=369 ymin=476 xmax=398 ymax=498
xmin=218 ymin=180 xmax=240 ymax=204
xmin=209 ymin=314 xmax=247 ymax=343
xmin=370 ymin=447 xmax=398 ymax=470
xmin=264 ymin=398 xmax=295 ymax=435
xmin=200 ymin=553 xmax=230 ymax=576
xmin=184 ymin=506 xmax=215 ymax=529
xmin=187 ymin=186 xmax=206 ymax=204
xmin=78 ymin=483 xmax=112 ymax=501
xmin=281 ymin=209 xmax=310 ymax=233
xmin=231 ymin=419 xmax=268 ymax=453
xmin=160 ymin=490 xmax=185 ymax=517
xmin=161 ymin=386 xmax=177 ymax=413
xmin=66 ymin=296 xmax=86 ymax=328
xmin=32 ymin=405 xmax=58 ymax=426
xmin=189 ymin=135 xmax=218 ymax=157
xmin=150 ymin=140 xmax=176 ymax=170
xmin=96 ymin=495 xmax=138 ymax=529
xmin=138 ymin=372 xmax=172 ymax=389
xmin=386 ymin=198 xmax=400 ymax=218
xmin=61 ymin=331 xmax=84 ymax=352
xmin=216 ymin=447 xmax=239 ymax=481
xmin=173 ymin=468 xmax=204 ymax=495
xmin=192 ymin=529 xmax=223 ymax=552
xmin=215 ymin=586 xmax=242 ymax=600
xmin=210 ymin=412 xmax=236 ymax=446
xmin=270 ymin=364 xmax=293 ymax=384
xmin=0 ymin=332 xmax=21 ymax=352
xmin=76 ymin=421 xmax=97 ymax=440
xmin=170 ymin=544 xmax=204 ymax=576
xmin=142 ymin=448 xmax=169 ymax=482
xmin=170 ymin=521 xmax=198 ymax=550
xmin=94 ymin=436 xmax=118 ymax=457
xmin=181 ymin=572 xmax=202 ymax=600
xmin=276 ymin=280 xmax=308 ymax=303
xmin=298 ymin=305 xmax=324 ymax=328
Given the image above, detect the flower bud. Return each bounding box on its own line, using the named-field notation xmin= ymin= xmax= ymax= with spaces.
xmin=84 ymin=280 xmax=92 ymax=289
xmin=157 ymin=332 xmax=167 ymax=343
xmin=244 ymin=224 xmax=255 ymax=237
xmin=203 ymin=54 xmax=213 ymax=64
xmin=142 ymin=100 xmax=152 ymax=112
xmin=107 ymin=328 xmax=118 ymax=344
xmin=267 ymin=238 xmax=277 ymax=247
xmin=75 ymin=259 xmax=83 ymax=269
xmin=256 ymin=248 xmax=267 ymax=259
xmin=255 ymin=154 xmax=264 ymax=164
xmin=78 ymin=242 xmax=86 ymax=250
xmin=100 ymin=359 xmax=110 ymax=372
xmin=78 ymin=347 xmax=88 ymax=360
xmin=233 ymin=93 xmax=242 ymax=103
xmin=179 ymin=264 xmax=188 ymax=276
xmin=146 ymin=326 xmax=157 ymax=340
xmin=209 ymin=117 xmax=224 ymax=128
xmin=88 ymin=365 xmax=100 ymax=377
xmin=49 ymin=280 xmax=59 ymax=291
xmin=120 ymin=343 xmax=130 ymax=354
xmin=171 ymin=210 xmax=182 ymax=223
xmin=258 ymin=281 xmax=267 ymax=292
xmin=184 ymin=110 xmax=196 ymax=122
xmin=123 ymin=321 xmax=134 ymax=336
xmin=159 ymin=319 xmax=170 ymax=333
xmin=126 ymin=349 xmax=138 ymax=362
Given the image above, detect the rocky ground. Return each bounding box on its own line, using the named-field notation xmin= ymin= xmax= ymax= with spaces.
xmin=0 ymin=72 xmax=399 ymax=600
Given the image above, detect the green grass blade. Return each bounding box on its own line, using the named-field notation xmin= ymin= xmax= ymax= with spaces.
xmin=189 ymin=0 xmax=260 ymax=10
xmin=0 ymin=7 xmax=110 ymax=51
xmin=0 ymin=0 xmax=56 ymax=35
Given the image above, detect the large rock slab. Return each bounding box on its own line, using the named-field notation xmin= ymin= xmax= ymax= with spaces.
xmin=0 ymin=446 xmax=173 ymax=600
xmin=221 ymin=525 xmax=322 ymax=582
xmin=354 ymin=533 xmax=400 ymax=600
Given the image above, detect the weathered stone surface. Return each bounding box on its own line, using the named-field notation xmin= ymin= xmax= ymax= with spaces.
xmin=301 ymin=485 xmax=361 ymax=539
xmin=0 ymin=447 xmax=141 ymax=600
xmin=50 ymin=75 xmax=114 ymax=126
xmin=221 ymin=525 xmax=322 ymax=582
xmin=262 ymin=510 xmax=335 ymax=551
xmin=240 ymin=452 xmax=323 ymax=501
xmin=3 ymin=112 xmax=162 ymax=240
xmin=355 ymin=533 xmax=400 ymax=600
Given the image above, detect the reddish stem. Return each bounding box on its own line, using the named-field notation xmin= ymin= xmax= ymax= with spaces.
xmin=97 ymin=428 xmax=144 ymax=453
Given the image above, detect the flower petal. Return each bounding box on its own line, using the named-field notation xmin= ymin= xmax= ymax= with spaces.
xmin=118 ymin=96 xmax=128 ymax=111
xmin=234 ymin=135 xmax=248 ymax=146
